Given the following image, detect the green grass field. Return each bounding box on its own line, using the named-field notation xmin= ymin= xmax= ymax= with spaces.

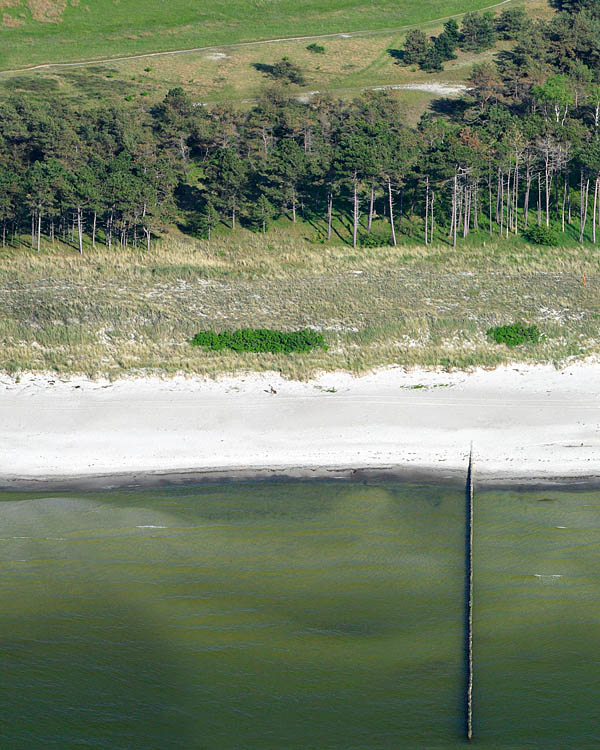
xmin=0 ymin=0 xmax=550 ymax=126
xmin=0 ymin=30 xmax=505 ymax=125
xmin=0 ymin=0 xmax=518 ymax=71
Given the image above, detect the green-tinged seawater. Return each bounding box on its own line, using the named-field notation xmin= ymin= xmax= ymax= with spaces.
xmin=0 ymin=480 xmax=599 ymax=749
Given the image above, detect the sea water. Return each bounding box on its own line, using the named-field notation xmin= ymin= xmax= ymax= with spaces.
xmin=0 ymin=480 xmax=598 ymax=748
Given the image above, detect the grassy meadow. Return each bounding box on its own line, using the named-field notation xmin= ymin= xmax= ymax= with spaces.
xmin=1 ymin=227 xmax=599 ymax=379
xmin=0 ymin=0 xmax=551 ymax=124
xmin=0 ymin=0 xmax=520 ymax=71
xmin=0 ymin=27 xmax=507 ymax=122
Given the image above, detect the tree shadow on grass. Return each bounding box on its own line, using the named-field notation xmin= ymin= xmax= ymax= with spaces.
xmin=252 ymin=62 xmax=275 ymax=77
xmin=387 ymin=48 xmax=405 ymax=63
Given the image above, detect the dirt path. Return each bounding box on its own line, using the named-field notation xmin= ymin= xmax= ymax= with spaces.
xmin=0 ymin=0 xmax=512 ymax=76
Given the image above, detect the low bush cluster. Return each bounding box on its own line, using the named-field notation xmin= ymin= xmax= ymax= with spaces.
xmin=524 ymin=225 xmax=559 ymax=246
xmin=191 ymin=328 xmax=327 ymax=353
xmin=487 ymin=322 xmax=541 ymax=347
xmin=359 ymin=228 xmax=394 ymax=247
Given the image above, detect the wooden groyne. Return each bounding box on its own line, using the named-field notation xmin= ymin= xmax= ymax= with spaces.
xmin=466 ymin=444 xmax=474 ymax=741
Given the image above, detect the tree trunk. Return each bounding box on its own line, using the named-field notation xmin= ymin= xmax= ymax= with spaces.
xmin=499 ymin=172 xmax=504 ymax=236
xmin=524 ymin=166 xmax=531 ymax=228
xmin=425 ymin=177 xmax=429 ymax=245
xmin=387 ymin=180 xmax=397 ymax=247
xmin=327 ymin=190 xmax=333 ymax=242
xmin=452 ymin=174 xmax=458 ymax=249
xmin=92 ymin=211 xmax=97 ymax=248
xmin=352 ymin=178 xmax=359 ymax=250
xmin=496 ymin=168 xmax=501 ymax=223
xmin=561 ymin=174 xmax=567 ymax=233
xmin=37 ymin=210 xmax=42 ymax=252
xmin=580 ymin=171 xmax=584 ymax=231
xmin=506 ymin=170 xmax=510 ymax=238
xmin=77 ymin=205 xmax=83 ymax=254
xmin=593 ymin=177 xmax=598 ymax=244
xmin=545 ymin=164 xmax=550 ymax=227
xmin=580 ymin=177 xmax=590 ymax=242
xmin=368 ymin=184 xmax=374 ymax=232
xmin=430 ymin=190 xmax=435 ymax=244
xmin=537 ymin=175 xmax=542 ymax=226
xmin=513 ymin=164 xmax=519 ymax=234
xmin=232 ymin=207 xmax=236 ymax=230
xmin=450 ymin=179 xmax=456 ymax=241
xmin=488 ymin=169 xmax=493 ymax=237
xmin=107 ymin=211 xmax=113 ymax=249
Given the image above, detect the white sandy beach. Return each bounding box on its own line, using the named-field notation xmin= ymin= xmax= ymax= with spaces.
xmin=0 ymin=361 xmax=599 ymax=485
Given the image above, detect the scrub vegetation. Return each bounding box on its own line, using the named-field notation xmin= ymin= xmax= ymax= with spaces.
xmin=191 ymin=328 xmax=327 ymax=353
xmin=487 ymin=322 xmax=541 ymax=346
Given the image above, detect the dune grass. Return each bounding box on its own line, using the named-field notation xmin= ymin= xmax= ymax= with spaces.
xmin=1 ymin=230 xmax=599 ymax=379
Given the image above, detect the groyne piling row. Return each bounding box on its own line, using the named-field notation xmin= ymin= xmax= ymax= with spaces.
xmin=466 ymin=444 xmax=474 ymax=742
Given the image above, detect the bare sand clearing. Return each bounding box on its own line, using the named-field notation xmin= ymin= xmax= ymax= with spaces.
xmin=0 ymin=361 xmax=598 ymax=486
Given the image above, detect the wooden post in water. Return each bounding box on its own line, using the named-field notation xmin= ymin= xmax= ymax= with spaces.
xmin=466 ymin=443 xmax=474 ymax=741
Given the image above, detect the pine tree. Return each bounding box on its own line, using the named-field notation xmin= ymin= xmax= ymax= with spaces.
xmin=402 ymin=30 xmax=429 ymax=65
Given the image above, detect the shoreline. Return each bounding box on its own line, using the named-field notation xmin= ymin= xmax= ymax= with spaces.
xmin=2 ymin=361 xmax=600 ymax=491
xmin=3 ymin=465 xmax=600 ymax=493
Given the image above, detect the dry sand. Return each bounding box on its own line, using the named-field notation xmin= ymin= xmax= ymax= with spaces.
xmin=1 ymin=361 xmax=598 ymax=487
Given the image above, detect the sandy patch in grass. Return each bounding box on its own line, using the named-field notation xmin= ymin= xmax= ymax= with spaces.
xmin=2 ymin=12 xmax=24 ymax=25
xmin=26 ymin=0 xmax=66 ymax=22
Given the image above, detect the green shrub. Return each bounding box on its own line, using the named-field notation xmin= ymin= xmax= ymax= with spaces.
xmin=487 ymin=322 xmax=541 ymax=347
xmin=311 ymin=229 xmax=328 ymax=244
xmin=190 ymin=328 xmax=327 ymax=353
xmin=524 ymin=224 xmax=558 ymax=245
xmin=271 ymin=58 xmax=305 ymax=85
xmin=307 ymin=43 xmax=325 ymax=54
xmin=358 ymin=229 xmax=394 ymax=247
